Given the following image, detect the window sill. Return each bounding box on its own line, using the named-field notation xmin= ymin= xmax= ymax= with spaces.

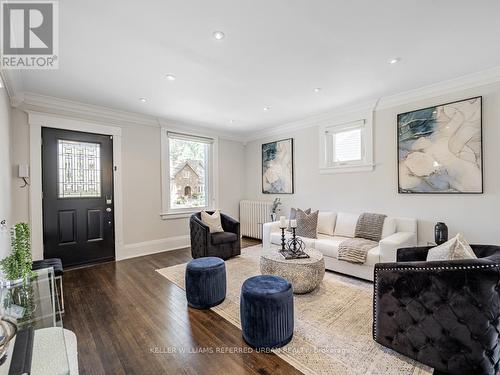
xmin=160 ymin=211 xmax=197 ymax=220
xmin=319 ymin=164 xmax=374 ymax=175
xmin=160 ymin=207 xmax=214 ymax=220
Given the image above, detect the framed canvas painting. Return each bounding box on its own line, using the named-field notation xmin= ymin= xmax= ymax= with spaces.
xmin=262 ymin=138 xmax=294 ymax=194
xmin=398 ymin=96 xmax=483 ymax=194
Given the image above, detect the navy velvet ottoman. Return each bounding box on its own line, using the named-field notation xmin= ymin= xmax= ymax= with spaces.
xmin=240 ymin=275 xmax=294 ymax=349
xmin=185 ymin=257 xmax=226 ymax=309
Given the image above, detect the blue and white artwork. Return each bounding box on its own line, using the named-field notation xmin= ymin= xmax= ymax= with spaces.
xmin=398 ymin=97 xmax=482 ymax=193
xmin=262 ymin=138 xmax=294 ymax=194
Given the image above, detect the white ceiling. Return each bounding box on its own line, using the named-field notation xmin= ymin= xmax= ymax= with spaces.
xmin=9 ymin=0 xmax=500 ymax=136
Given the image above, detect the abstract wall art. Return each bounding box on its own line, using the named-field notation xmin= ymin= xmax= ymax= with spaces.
xmin=398 ymin=96 xmax=482 ymax=194
xmin=262 ymin=138 xmax=294 ymax=194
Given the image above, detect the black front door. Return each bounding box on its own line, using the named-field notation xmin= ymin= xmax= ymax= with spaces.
xmin=42 ymin=127 xmax=115 ymax=267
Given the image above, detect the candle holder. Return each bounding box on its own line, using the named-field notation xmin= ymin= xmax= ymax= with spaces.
xmin=279 ymin=227 xmax=309 ymax=260
xmin=280 ymin=227 xmax=286 ymax=252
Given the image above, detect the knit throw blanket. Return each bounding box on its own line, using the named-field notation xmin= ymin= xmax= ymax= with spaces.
xmin=338 ymin=213 xmax=387 ymax=264
xmin=338 ymin=238 xmax=378 ymax=264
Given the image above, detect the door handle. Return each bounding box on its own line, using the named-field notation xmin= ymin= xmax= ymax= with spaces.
xmin=106 ymin=208 xmax=112 ymax=212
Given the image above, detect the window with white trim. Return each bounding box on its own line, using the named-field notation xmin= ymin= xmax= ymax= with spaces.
xmin=161 ymin=130 xmax=217 ymax=218
xmin=320 ymin=119 xmax=373 ymax=174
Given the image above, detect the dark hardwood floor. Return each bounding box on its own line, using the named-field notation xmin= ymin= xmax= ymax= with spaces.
xmin=63 ymin=237 xmax=302 ymax=375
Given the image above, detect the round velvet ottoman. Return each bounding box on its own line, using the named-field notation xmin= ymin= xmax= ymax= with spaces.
xmin=185 ymin=257 xmax=226 ymax=309
xmin=240 ymin=275 xmax=294 ymax=349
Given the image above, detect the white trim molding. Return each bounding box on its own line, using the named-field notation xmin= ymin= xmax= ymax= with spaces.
xmin=12 ymin=92 xmax=244 ymax=142
xmin=242 ymin=65 xmax=500 ymax=141
xmin=119 ymin=235 xmax=190 ymax=261
xmin=27 ymin=112 xmax=124 ymax=261
xmin=5 ymin=66 xmax=500 ymax=144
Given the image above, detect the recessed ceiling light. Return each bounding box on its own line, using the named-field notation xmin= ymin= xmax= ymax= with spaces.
xmin=229 ymin=120 xmax=234 ymax=124
xmin=165 ymin=74 xmax=176 ymax=81
xmin=263 ymin=106 xmax=270 ymax=111
xmin=139 ymin=97 xmax=147 ymax=103
xmin=313 ymin=87 xmax=322 ymax=93
xmin=388 ymin=57 xmax=402 ymax=65
xmin=213 ymin=31 xmax=225 ymax=40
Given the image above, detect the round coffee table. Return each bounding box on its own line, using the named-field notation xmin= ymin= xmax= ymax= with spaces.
xmin=260 ymin=247 xmax=325 ymax=294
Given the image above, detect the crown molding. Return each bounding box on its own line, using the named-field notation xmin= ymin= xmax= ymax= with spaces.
xmin=244 ymin=65 xmax=500 ymax=141
xmin=5 ymin=65 xmax=500 ymax=144
xmin=11 ymin=91 xmax=245 ymax=142
xmin=0 ymin=69 xmax=23 ymax=100
xmin=243 ymin=99 xmax=378 ymax=142
xmin=377 ymin=65 xmax=500 ymax=110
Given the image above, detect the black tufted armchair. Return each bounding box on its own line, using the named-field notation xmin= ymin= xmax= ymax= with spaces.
xmin=190 ymin=212 xmax=241 ymax=260
xmin=373 ymin=245 xmax=500 ymax=375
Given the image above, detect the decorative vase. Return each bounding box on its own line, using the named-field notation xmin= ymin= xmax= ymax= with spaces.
xmin=270 ymin=213 xmax=277 ymax=222
xmin=434 ymin=222 xmax=448 ymax=245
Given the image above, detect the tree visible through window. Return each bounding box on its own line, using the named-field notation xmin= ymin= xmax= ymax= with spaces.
xmin=168 ymin=135 xmax=209 ymax=210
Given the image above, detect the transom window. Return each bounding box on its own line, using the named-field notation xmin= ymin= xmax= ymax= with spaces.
xmin=161 ymin=130 xmax=218 ymax=218
xmin=58 ymin=139 xmax=101 ymax=198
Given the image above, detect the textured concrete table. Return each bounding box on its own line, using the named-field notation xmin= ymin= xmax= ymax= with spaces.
xmin=260 ymin=247 xmax=325 ymax=294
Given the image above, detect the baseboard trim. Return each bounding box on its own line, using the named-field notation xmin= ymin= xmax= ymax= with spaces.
xmin=118 ymin=235 xmax=190 ymax=261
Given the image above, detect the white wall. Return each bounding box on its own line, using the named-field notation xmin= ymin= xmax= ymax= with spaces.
xmin=0 ymin=87 xmax=12 ymax=259
xmin=244 ymin=82 xmax=500 ymax=245
xmin=10 ymin=109 xmax=246 ymax=259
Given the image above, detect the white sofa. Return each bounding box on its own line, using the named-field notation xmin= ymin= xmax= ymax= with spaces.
xmin=262 ymin=212 xmax=417 ymax=281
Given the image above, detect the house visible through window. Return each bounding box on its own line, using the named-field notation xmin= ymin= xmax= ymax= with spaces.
xmin=164 ymin=131 xmax=215 ymax=214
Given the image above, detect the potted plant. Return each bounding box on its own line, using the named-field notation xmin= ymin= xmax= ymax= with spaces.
xmin=0 ymin=223 xmax=34 ymax=286
xmin=270 ymin=198 xmax=282 ymax=222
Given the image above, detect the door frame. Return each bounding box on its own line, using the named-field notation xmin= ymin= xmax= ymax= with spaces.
xmin=28 ymin=112 xmax=124 ymax=261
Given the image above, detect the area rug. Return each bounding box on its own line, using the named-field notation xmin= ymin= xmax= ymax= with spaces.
xmin=156 ymin=246 xmax=432 ymax=375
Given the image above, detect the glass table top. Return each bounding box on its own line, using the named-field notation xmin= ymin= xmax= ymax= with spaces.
xmin=0 ymin=267 xmax=70 ymax=375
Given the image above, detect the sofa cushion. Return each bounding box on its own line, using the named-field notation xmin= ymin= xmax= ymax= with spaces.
xmin=317 ymin=212 xmax=336 ymax=236
xmin=315 ymin=236 xmax=347 ymax=258
xmin=381 ymin=217 xmax=397 ymax=239
xmin=270 ymin=231 xmax=316 ymax=248
xmin=315 ymin=235 xmax=380 ymax=265
xmin=211 ymin=232 xmax=238 ymax=245
xmin=364 ymin=246 xmax=381 ymax=266
xmin=333 ymin=212 xmax=359 ymax=238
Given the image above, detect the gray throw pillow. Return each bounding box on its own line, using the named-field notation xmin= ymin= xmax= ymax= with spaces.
xmin=288 ymin=207 xmax=311 ymax=232
xmin=295 ymin=209 xmax=319 ymax=239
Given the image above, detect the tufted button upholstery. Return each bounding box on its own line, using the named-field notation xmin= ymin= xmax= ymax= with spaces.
xmin=190 ymin=212 xmax=241 ymax=260
xmin=373 ymin=245 xmax=500 ymax=375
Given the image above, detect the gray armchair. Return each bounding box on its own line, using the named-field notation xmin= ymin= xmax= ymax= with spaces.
xmin=189 ymin=212 xmax=241 ymax=260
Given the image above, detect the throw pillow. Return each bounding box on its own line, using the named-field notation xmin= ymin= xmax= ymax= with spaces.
xmin=355 ymin=213 xmax=387 ymax=242
xmin=287 ymin=207 xmax=311 ymax=232
xmin=201 ymin=210 xmax=224 ymax=233
xmin=426 ymin=233 xmax=477 ymax=261
xmin=295 ymin=209 xmax=319 ymax=239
